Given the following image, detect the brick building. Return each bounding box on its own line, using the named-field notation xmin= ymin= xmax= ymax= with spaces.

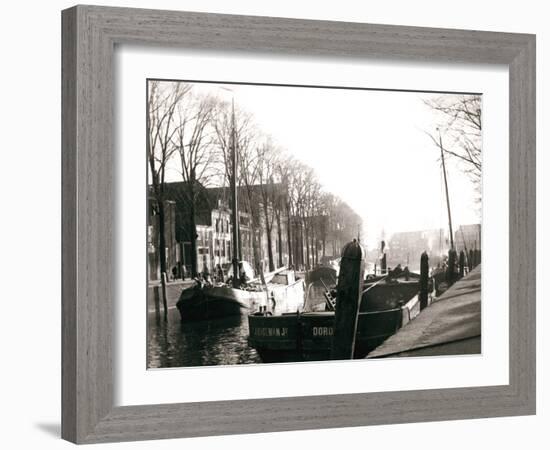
xmin=148 ymin=181 xmax=290 ymax=279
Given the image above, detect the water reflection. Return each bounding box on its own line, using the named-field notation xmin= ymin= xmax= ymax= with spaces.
xmin=147 ymin=281 xmax=331 ymax=368
xmin=147 ymin=308 xmax=261 ymax=368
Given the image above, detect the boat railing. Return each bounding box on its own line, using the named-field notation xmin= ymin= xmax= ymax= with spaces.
xmin=362 ymin=274 xmax=389 ymax=294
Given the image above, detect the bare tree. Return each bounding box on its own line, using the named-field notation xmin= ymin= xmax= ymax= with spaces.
xmin=255 ymin=138 xmax=280 ymax=271
xmin=425 ymin=94 xmax=482 ymax=191
xmin=275 ymin=156 xmax=295 ymax=268
xmin=303 ymin=172 xmax=321 ymax=268
xmin=286 ymin=162 xmax=318 ymax=270
xmin=172 ymin=90 xmax=219 ymax=277
xmin=318 ymin=192 xmax=333 ymax=259
xmin=238 ymin=136 xmax=262 ymax=269
xmin=147 ymin=80 xmax=189 ymax=315
xmin=212 ymin=102 xmax=261 ymax=268
xmin=286 ymin=160 xmax=309 ymax=269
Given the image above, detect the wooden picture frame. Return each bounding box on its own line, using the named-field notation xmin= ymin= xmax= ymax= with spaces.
xmin=61 ymin=5 xmax=536 ymax=444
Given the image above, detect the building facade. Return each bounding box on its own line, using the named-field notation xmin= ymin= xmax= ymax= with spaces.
xmin=454 ymin=224 xmax=482 ymax=254
xmin=148 ymin=181 xmax=363 ymax=278
xmin=148 ymin=182 xmax=291 ymax=279
xmin=387 ymin=228 xmax=449 ymax=270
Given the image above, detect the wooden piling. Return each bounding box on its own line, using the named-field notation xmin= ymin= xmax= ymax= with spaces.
xmin=161 ymin=271 xmax=168 ymax=320
xmin=380 ymin=240 xmax=387 ymax=274
xmin=153 ymin=285 xmax=160 ymax=318
xmin=331 ymin=239 xmax=365 ymax=360
xmin=419 ymin=252 xmax=429 ymax=310
xmin=178 ymin=241 xmax=185 ymax=279
xmin=446 ymin=249 xmax=457 ymax=286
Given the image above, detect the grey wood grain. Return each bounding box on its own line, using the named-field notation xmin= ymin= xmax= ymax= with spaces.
xmin=61 ymin=5 xmax=536 ymax=444
xmin=61 ymin=7 xmax=77 ymax=443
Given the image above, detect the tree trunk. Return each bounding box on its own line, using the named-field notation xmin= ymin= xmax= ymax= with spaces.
xmin=300 ymin=220 xmax=305 ymax=269
xmin=157 ymin=199 xmax=168 ymax=320
xmin=310 ymin=222 xmax=315 ymax=267
xmin=276 ymin=212 xmax=283 ymax=268
xmin=314 ymin=230 xmax=319 ymax=266
xmin=263 ymin=202 xmax=275 ymax=271
xmin=266 ymin=226 xmax=275 ymax=272
xmin=251 ymin=219 xmax=260 ymax=271
xmin=189 ymin=188 xmax=198 ymax=278
xmin=253 ymin=225 xmax=261 ymax=274
xmin=157 ymin=200 xmax=167 ymax=275
xmin=309 ymin=224 xmax=314 ymax=267
xmin=304 ymin=219 xmax=310 ymax=270
xmin=286 ymin=205 xmax=293 ymax=267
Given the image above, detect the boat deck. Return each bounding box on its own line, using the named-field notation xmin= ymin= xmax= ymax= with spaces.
xmin=367 ymin=265 xmax=481 ymax=358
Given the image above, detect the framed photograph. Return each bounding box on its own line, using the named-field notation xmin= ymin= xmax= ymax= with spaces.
xmin=62 ymin=5 xmax=536 ymax=444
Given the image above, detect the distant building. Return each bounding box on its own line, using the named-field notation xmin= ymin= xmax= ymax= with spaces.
xmin=387 ymin=228 xmax=449 ymax=269
xmin=148 ymin=181 xmax=364 ymax=278
xmin=148 ymin=181 xmax=291 ymax=279
xmin=385 ymin=224 xmax=482 ymax=271
xmin=454 ymin=224 xmax=482 ymax=254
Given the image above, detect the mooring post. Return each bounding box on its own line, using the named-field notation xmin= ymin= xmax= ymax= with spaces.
xmin=153 ymin=285 xmax=160 ymax=319
xmin=331 ymin=239 xmax=365 ymax=360
xmin=459 ymin=250 xmax=465 ymax=278
xmin=419 ymin=251 xmax=429 ymax=310
xmin=381 ymin=253 xmax=387 ymax=275
xmin=178 ymin=241 xmax=184 ymax=279
xmin=161 ymin=271 xmax=168 ymax=320
xmin=446 ymin=249 xmax=457 ymax=286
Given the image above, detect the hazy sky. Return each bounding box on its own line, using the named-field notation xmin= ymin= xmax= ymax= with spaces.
xmin=163 ymin=81 xmax=481 ymax=249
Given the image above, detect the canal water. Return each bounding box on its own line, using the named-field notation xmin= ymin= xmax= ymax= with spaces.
xmin=147 ymin=308 xmax=262 ymax=368
xmin=147 ymin=284 xmax=328 ymax=369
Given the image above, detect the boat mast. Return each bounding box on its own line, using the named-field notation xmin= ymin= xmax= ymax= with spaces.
xmin=438 ymin=128 xmax=454 ymax=250
xmin=230 ymin=99 xmax=240 ymax=288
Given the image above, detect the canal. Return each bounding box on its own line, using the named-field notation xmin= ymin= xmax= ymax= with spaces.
xmin=147 ymin=283 xmax=328 ymax=368
xmin=147 ymin=307 xmax=262 ymax=368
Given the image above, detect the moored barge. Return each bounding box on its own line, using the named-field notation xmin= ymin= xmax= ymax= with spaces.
xmin=248 ymin=278 xmax=423 ymax=362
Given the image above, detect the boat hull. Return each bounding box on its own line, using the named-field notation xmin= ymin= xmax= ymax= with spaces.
xmin=176 ymin=285 xmax=266 ymax=321
xmin=361 ymin=280 xmax=420 ymax=311
xmin=248 ymin=287 xmax=421 ymax=362
xmin=176 ymin=278 xmax=305 ymax=321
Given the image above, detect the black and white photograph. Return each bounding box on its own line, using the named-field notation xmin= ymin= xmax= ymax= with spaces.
xmin=146 ymin=79 xmax=482 ymax=368
xmin=0 ymin=0 xmax=544 ymax=447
